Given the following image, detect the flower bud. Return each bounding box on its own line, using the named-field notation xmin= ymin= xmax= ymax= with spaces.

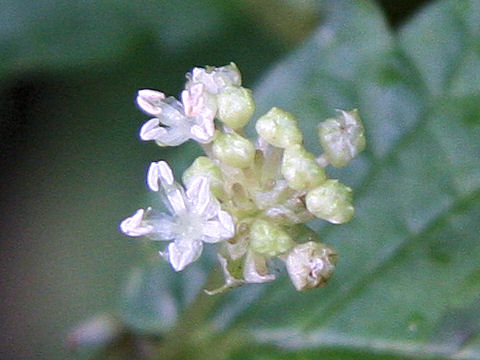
xmin=250 ymin=218 xmax=294 ymax=257
xmin=217 ymin=86 xmax=255 ymax=129
xmin=212 ymin=131 xmax=255 ymax=169
xmin=255 ymin=107 xmax=303 ymax=148
xmin=182 ymin=156 xmax=224 ymax=199
xmin=306 ymin=179 xmax=354 ymax=224
xmin=286 ymin=241 xmax=338 ymax=291
xmin=318 ymin=109 xmax=366 ymax=168
xmin=281 ymin=144 xmax=326 ymax=190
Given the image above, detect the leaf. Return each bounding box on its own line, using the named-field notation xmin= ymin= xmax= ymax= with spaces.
xmin=118 ymin=0 xmax=480 ymax=359
xmin=228 ymin=0 xmax=480 ymax=359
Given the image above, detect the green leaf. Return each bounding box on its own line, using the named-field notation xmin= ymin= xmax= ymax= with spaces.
xmin=118 ymin=0 xmax=480 ymax=359
xmin=230 ymin=0 xmax=480 ymax=358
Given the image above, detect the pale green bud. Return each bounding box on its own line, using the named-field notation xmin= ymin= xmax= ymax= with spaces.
xmin=250 ymin=218 xmax=294 ymax=257
xmin=305 ymin=179 xmax=354 ymax=224
xmin=182 ymin=156 xmax=224 ymax=198
xmin=281 ymin=144 xmax=326 ymax=190
xmin=286 ymin=241 xmax=337 ymax=291
xmin=255 ymin=107 xmax=303 ymax=148
xmin=318 ymin=109 xmax=366 ymax=168
xmin=217 ymin=86 xmax=255 ymax=129
xmin=212 ymin=131 xmax=255 ymax=169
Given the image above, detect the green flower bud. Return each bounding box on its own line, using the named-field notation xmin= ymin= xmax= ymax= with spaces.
xmin=255 ymin=107 xmax=303 ymax=148
xmin=250 ymin=218 xmax=294 ymax=257
xmin=318 ymin=109 xmax=366 ymax=168
xmin=212 ymin=131 xmax=255 ymax=169
xmin=306 ymin=179 xmax=354 ymax=224
xmin=182 ymin=156 xmax=224 ymax=198
xmin=281 ymin=144 xmax=326 ymax=190
xmin=217 ymin=86 xmax=255 ymax=129
xmin=286 ymin=241 xmax=337 ymax=291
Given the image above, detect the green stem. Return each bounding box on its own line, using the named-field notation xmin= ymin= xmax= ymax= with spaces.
xmin=153 ymin=266 xmax=224 ymax=359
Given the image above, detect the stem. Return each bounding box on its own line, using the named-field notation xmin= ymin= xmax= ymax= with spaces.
xmin=153 ymin=266 xmax=224 ymax=359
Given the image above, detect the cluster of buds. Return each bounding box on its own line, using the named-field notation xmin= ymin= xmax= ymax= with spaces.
xmin=120 ymin=63 xmax=366 ymax=293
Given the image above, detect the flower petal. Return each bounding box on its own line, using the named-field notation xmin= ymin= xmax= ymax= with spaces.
xmin=202 ymin=218 xmax=234 ymax=242
xmin=182 ymin=84 xmax=216 ymax=144
xmin=166 ymin=240 xmax=203 ymax=271
xmin=181 ymin=84 xmax=205 ymax=117
xmin=140 ymin=118 xmax=166 ymax=141
xmin=140 ymin=117 xmax=191 ymax=147
xmin=201 ymin=196 xmax=221 ymax=220
xmin=120 ymin=209 xmax=153 ymax=237
xmin=147 ymin=161 xmax=174 ymax=191
xmin=140 ymin=98 xmax=192 ymax=147
xmin=202 ymin=221 xmax=225 ymax=242
xmin=191 ymin=123 xmax=215 ymax=143
xmin=185 ymin=175 xmax=224 ymax=220
xmin=164 ymin=186 xmax=187 ymax=215
xmin=137 ymin=89 xmax=165 ymax=116
xmin=147 ymin=162 xmax=160 ymax=192
xmin=158 ymin=98 xmax=187 ymax=127
xmin=157 ymin=161 xmax=174 ymax=186
xmin=202 ymin=210 xmax=235 ymax=241
xmin=186 ymin=176 xmax=211 ymax=215
xmin=148 ymin=161 xmax=187 ymax=214
xmin=186 ymin=63 xmax=241 ymax=94
xmin=154 ymin=129 xmax=191 ymax=147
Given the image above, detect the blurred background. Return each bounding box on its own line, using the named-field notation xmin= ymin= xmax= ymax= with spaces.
xmin=0 ymin=1 xmax=431 ymax=359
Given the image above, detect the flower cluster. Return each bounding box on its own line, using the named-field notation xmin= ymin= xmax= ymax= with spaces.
xmin=120 ymin=63 xmax=366 ymax=293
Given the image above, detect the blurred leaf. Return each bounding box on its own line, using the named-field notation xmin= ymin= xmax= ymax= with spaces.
xmin=241 ymin=0 xmax=321 ymax=46
xmin=117 ymin=0 xmax=480 ymax=359
xmin=0 ymin=0 xmax=226 ymax=77
xmin=119 ymin=259 xmax=210 ymax=335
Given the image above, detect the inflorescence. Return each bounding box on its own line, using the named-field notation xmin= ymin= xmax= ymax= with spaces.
xmin=120 ymin=63 xmax=365 ymax=294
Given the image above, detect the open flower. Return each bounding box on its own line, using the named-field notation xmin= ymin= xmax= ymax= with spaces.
xmin=185 ymin=62 xmax=241 ymax=94
xmin=137 ymin=84 xmax=216 ymax=146
xmin=120 ymin=161 xmax=235 ymax=271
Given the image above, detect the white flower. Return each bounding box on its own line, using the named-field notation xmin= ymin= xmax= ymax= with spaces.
xmin=137 ymin=85 xmax=217 ymax=146
xmin=185 ymin=62 xmax=241 ymax=94
xmin=120 ymin=161 xmax=235 ymax=271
